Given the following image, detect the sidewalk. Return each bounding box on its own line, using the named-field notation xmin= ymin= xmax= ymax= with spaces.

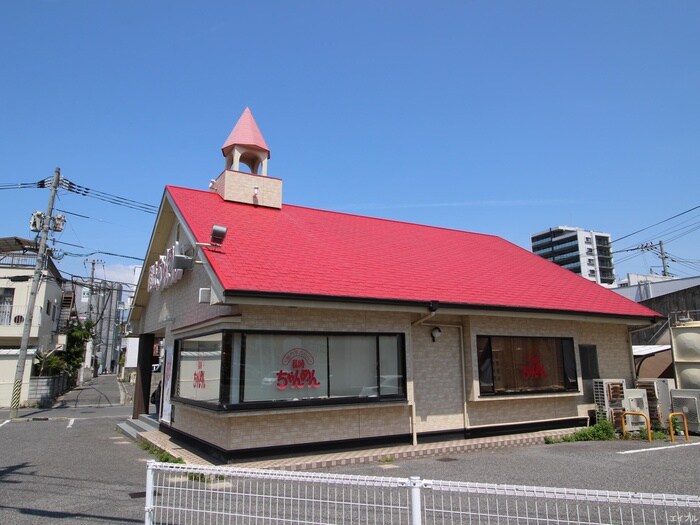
xmin=120 ymin=379 xmax=577 ymax=469
xmin=138 ymin=425 xmax=577 ymax=470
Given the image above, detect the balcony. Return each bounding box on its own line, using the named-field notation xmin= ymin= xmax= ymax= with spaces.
xmin=0 ymin=304 xmax=48 ymax=339
xmin=0 ymin=253 xmax=40 ymax=269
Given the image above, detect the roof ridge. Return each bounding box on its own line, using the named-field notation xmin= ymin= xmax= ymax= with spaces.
xmin=166 ymin=185 xmax=500 ymax=239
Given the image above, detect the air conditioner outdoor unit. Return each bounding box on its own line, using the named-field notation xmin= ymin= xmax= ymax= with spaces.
xmin=636 ymin=378 xmax=675 ymax=429
xmin=593 ymin=379 xmax=627 ymax=428
xmin=621 ymin=388 xmax=650 ymax=432
xmin=671 ymin=389 xmax=700 ymax=434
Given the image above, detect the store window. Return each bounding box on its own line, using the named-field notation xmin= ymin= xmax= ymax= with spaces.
xmin=477 ymin=335 xmax=578 ymax=395
xmin=175 ymin=333 xmax=222 ymax=403
xmin=174 ymin=331 xmax=406 ymax=408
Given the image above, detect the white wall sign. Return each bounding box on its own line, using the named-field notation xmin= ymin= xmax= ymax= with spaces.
xmin=147 ymin=242 xmax=184 ymax=292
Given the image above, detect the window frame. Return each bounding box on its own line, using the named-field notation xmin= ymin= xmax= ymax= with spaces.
xmin=476 ymin=334 xmax=579 ymax=397
xmin=171 ymin=329 xmax=407 ymax=411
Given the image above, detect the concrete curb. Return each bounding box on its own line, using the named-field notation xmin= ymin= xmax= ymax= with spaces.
xmin=137 ymin=428 xmax=578 ymax=471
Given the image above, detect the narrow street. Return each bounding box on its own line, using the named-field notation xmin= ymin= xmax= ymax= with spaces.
xmin=0 ymin=375 xmax=152 ymax=524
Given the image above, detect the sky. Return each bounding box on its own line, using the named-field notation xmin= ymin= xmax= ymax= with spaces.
xmin=1 ymin=1 xmax=699 ymax=293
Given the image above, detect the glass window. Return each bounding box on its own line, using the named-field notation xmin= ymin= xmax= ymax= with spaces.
xmin=379 ymin=335 xmax=405 ymax=396
xmin=175 ymin=331 xmax=406 ymax=408
xmin=242 ymin=334 xmax=328 ymax=402
xmin=329 ymin=335 xmax=375 ymax=397
xmin=0 ymin=288 xmax=14 ymax=326
xmin=176 ymin=333 xmax=222 ymax=403
xmin=579 ymin=344 xmax=600 ymax=380
xmin=477 ymin=335 xmax=578 ymax=395
xmin=240 ymin=333 xmax=405 ymax=403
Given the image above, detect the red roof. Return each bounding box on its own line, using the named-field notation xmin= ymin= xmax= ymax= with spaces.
xmin=168 ymin=186 xmax=659 ymax=320
xmin=221 ymin=107 xmax=270 ymax=158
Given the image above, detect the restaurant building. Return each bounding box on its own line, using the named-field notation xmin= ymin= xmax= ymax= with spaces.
xmin=129 ymin=108 xmax=660 ymax=461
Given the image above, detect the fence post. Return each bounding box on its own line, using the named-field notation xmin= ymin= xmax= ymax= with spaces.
xmin=145 ymin=460 xmax=155 ymax=525
xmin=409 ymin=476 xmax=423 ymax=525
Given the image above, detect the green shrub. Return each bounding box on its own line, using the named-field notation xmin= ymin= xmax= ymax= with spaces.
xmin=588 ymin=419 xmax=615 ymax=440
xmin=139 ymin=440 xmax=184 ymax=464
xmin=545 ymin=420 xmax=616 ymax=444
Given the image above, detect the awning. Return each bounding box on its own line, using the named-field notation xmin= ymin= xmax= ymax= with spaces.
xmin=632 ymin=345 xmax=671 ymax=357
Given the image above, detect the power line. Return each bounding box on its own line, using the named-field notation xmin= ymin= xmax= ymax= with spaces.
xmin=51 ymin=240 xmax=144 ymax=261
xmin=613 ymin=204 xmax=700 ymax=244
xmin=60 ymin=178 xmax=158 ymax=214
xmin=0 ymin=176 xmax=158 ymax=213
xmin=0 ymin=180 xmax=49 ymax=190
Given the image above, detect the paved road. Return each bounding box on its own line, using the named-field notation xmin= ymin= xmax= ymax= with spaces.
xmin=2 ymin=375 xmax=699 ymax=524
xmin=0 ymin=375 xmax=152 ymax=524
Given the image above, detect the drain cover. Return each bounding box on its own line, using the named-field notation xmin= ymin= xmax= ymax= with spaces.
xmin=129 ymin=491 xmax=146 ymax=499
xmin=436 ymin=457 xmax=459 ymax=462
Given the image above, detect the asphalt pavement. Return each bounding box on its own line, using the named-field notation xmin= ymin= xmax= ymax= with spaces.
xmin=313 ymin=436 xmax=700 ymax=496
xmin=0 ymin=374 xmax=152 ymax=524
xmin=1 ymin=375 xmax=699 ymax=525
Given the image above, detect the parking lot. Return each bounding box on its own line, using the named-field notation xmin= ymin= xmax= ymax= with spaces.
xmin=312 ymin=437 xmax=700 ymax=496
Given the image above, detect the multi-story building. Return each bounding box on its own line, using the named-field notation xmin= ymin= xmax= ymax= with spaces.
xmin=0 ymin=237 xmax=65 ymax=406
xmin=531 ymin=226 xmax=615 ymax=287
xmin=61 ymin=277 xmax=124 ymax=376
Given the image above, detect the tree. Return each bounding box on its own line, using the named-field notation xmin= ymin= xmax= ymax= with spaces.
xmin=63 ymin=317 xmax=95 ymax=382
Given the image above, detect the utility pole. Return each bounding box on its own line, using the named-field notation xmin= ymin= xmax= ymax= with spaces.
xmin=96 ymin=279 xmax=105 ymax=373
xmin=659 ymin=240 xmax=669 ymax=277
xmin=85 ymin=259 xmax=102 ymax=378
xmin=10 ymin=168 xmax=61 ymax=418
xmin=88 ymin=258 xmax=96 ymax=322
xmin=639 ymin=241 xmax=672 ymax=278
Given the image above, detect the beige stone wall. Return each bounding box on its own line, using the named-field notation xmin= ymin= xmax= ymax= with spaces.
xmin=215 ymin=170 xmax=282 ymax=209
xmin=237 ymin=305 xmax=408 ymax=333
xmin=411 ymin=319 xmax=465 ymax=433
xmin=174 ymin=403 xmax=411 ymax=451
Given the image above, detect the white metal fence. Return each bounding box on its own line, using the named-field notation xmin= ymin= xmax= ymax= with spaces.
xmin=145 ymin=461 xmax=700 ymax=525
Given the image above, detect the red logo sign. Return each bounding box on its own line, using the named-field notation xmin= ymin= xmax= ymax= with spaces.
xmin=193 ymin=359 xmax=206 ymax=389
xmin=276 ymin=348 xmax=320 ymax=390
xmin=520 ymin=356 xmax=547 ymax=381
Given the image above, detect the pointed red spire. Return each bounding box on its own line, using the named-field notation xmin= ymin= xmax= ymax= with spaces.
xmin=221 ymin=107 xmax=270 ymax=158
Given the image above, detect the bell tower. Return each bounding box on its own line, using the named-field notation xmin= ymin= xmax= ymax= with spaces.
xmin=211 ymin=107 xmax=282 ymax=209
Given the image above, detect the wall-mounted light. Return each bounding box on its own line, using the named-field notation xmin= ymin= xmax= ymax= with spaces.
xmin=210 ymin=224 xmax=227 ymax=245
xmin=431 ymin=326 xmax=442 ymax=343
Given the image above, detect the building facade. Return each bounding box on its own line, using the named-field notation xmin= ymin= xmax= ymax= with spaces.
xmin=63 ymin=278 xmax=124 ymax=375
xmin=0 ymin=237 xmax=65 ymax=406
xmin=129 ymin=109 xmax=659 ymax=461
xmin=531 ymin=226 xmax=615 ymax=286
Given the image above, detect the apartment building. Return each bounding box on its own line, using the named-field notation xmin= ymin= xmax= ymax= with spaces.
xmin=0 ymin=237 xmax=64 ymax=406
xmin=531 ymin=226 xmax=615 ymax=287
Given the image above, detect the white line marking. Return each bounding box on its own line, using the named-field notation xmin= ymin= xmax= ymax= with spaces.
xmin=618 ymin=442 xmax=700 ymax=454
xmin=67 ymin=418 xmax=75 ymax=428
xmin=0 ymin=420 xmax=10 ymax=428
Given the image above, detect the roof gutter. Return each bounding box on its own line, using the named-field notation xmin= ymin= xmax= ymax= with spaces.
xmin=411 ymin=300 xmax=439 ymax=326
